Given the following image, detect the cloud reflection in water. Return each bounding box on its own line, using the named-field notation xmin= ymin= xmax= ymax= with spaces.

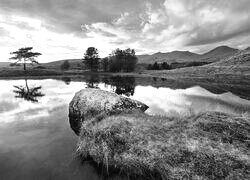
xmin=0 ymin=78 xmax=250 ymax=180
xmin=0 ymin=79 xmax=250 ymax=124
xmin=132 ymin=86 xmax=250 ymax=117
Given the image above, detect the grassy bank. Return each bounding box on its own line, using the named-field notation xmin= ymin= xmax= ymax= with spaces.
xmin=77 ymin=111 xmax=250 ymax=179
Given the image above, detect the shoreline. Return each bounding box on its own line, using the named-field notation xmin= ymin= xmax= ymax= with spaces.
xmin=1 ymin=68 xmax=250 ymax=100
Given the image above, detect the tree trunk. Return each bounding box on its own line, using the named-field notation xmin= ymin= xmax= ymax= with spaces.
xmin=25 ymin=79 xmax=29 ymax=93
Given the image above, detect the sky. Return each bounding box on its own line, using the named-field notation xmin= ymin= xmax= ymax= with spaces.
xmin=0 ymin=0 xmax=250 ymax=62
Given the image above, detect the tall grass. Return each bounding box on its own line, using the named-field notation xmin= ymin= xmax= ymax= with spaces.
xmin=76 ymin=111 xmax=250 ymax=179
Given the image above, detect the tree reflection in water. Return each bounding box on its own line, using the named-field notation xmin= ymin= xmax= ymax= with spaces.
xmin=13 ymin=79 xmax=45 ymax=103
xmin=61 ymin=76 xmax=71 ymax=85
xmin=86 ymin=75 xmax=100 ymax=89
xmin=104 ymin=76 xmax=135 ymax=97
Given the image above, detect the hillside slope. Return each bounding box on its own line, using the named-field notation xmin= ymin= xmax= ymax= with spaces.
xmin=42 ymin=59 xmax=83 ymax=69
xmin=147 ymin=49 xmax=250 ymax=99
xmin=245 ymin=47 xmax=250 ymax=51
xmin=138 ymin=46 xmax=239 ymax=64
xmin=212 ymin=49 xmax=250 ymax=67
xmin=152 ymin=49 xmax=250 ymax=76
xmin=137 ymin=51 xmax=200 ymax=64
xmin=0 ymin=62 xmax=10 ymax=68
xmin=200 ymin=46 xmax=239 ymax=62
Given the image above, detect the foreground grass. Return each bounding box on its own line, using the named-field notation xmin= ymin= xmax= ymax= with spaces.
xmin=77 ymin=111 xmax=250 ymax=179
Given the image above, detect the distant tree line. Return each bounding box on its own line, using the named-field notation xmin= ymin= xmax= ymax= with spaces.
xmin=147 ymin=62 xmax=171 ymax=70
xmin=83 ymin=47 xmax=138 ymax=72
xmin=147 ymin=61 xmax=211 ymax=70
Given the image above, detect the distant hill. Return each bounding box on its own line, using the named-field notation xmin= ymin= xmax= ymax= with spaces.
xmin=164 ymin=49 xmax=250 ymax=76
xmin=245 ymin=47 xmax=250 ymax=51
xmin=41 ymin=59 xmax=83 ymax=69
xmin=199 ymin=46 xmax=239 ymax=62
xmin=0 ymin=62 xmax=10 ymax=68
xmin=137 ymin=46 xmax=239 ymax=64
xmin=0 ymin=59 xmax=83 ymax=70
xmin=211 ymin=49 xmax=250 ymax=67
xmin=137 ymin=51 xmax=200 ymax=64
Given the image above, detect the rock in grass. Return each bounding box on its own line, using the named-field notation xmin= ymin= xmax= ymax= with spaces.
xmin=70 ymin=89 xmax=250 ymax=179
xmin=77 ymin=112 xmax=250 ymax=179
xmin=68 ymin=88 xmax=148 ymax=134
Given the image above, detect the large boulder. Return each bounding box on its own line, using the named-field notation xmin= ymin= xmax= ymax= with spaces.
xmin=68 ymin=88 xmax=148 ymax=134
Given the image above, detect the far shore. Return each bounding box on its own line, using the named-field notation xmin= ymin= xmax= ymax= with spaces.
xmin=1 ymin=66 xmax=250 ymax=100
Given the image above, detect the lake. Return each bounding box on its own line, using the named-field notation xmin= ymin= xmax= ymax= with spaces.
xmin=0 ymin=76 xmax=250 ymax=180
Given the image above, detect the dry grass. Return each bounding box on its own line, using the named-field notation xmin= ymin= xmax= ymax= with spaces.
xmin=76 ymin=111 xmax=250 ymax=179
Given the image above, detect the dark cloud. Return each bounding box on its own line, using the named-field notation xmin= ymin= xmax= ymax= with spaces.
xmin=187 ymin=26 xmax=250 ymax=46
xmin=0 ymin=0 xmax=163 ymax=35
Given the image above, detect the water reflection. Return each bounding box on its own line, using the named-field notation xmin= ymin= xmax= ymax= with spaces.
xmin=0 ymin=78 xmax=250 ymax=180
xmin=103 ymin=76 xmax=135 ymax=97
xmin=86 ymin=75 xmax=100 ymax=88
xmin=13 ymin=79 xmax=45 ymax=103
xmin=61 ymin=77 xmax=71 ymax=85
xmin=132 ymin=86 xmax=250 ymax=117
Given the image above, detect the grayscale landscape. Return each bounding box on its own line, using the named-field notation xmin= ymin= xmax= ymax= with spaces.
xmin=0 ymin=0 xmax=249 ymax=180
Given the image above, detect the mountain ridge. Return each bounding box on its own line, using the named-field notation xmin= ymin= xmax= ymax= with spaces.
xmin=138 ymin=45 xmax=240 ymax=64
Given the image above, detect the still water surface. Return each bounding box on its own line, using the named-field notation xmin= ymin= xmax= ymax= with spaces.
xmin=0 ymin=77 xmax=249 ymax=180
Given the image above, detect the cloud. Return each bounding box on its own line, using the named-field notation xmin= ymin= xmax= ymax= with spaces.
xmin=0 ymin=0 xmax=155 ymax=35
xmin=79 ymin=0 xmax=250 ymax=54
xmin=183 ymin=0 xmax=250 ymax=46
xmin=0 ymin=27 xmax=9 ymax=37
xmin=0 ymin=0 xmax=250 ymax=61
